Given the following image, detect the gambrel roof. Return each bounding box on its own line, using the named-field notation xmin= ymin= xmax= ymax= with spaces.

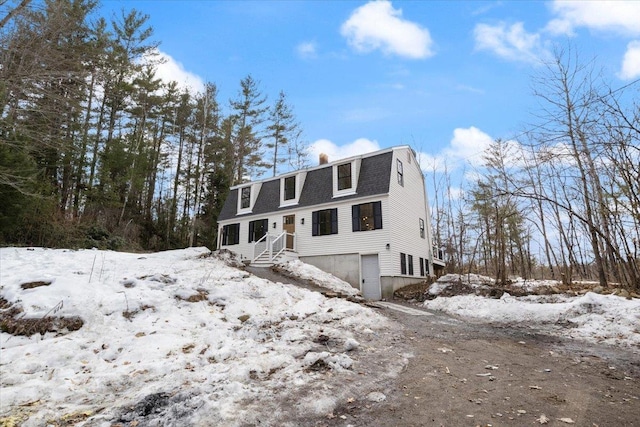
xmin=218 ymin=150 xmax=393 ymax=221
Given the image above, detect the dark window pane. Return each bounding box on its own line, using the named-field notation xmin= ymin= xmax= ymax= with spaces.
xmin=352 ymin=201 xmax=382 ymax=232
xmin=397 ymin=159 xmax=404 ymax=186
xmin=284 ymin=176 xmax=296 ymax=200
xmin=408 ymin=255 xmax=414 ymax=275
xmin=400 ymin=253 xmax=407 ymax=275
xmin=313 ymin=209 xmax=338 ymax=236
xmin=249 ymin=219 xmax=267 ymax=242
xmin=241 ymin=187 xmax=251 ymax=209
xmin=337 ymin=163 xmax=352 ymax=190
xmin=419 ymin=218 xmax=425 ymax=238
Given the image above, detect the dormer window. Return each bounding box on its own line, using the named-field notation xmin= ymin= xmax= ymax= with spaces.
xmin=279 ymin=172 xmax=305 ymax=207
xmin=337 ymin=163 xmax=352 ymax=190
xmin=240 ymin=186 xmax=251 ymax=209
xmin=284 ymin=176 xmax=296 ymax=200
xmin=237 ymin=182 xmax=261 ymax=213
xmin=332 ymin=159 xmax=359 ymax=198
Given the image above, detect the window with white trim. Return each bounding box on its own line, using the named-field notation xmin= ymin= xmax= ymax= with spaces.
xmin=397 ymin=159 xmax=404 ymax=186
xmin=284 ymin=176 xmax=295 ymax=201
xmin=240 ymin=186 xmax=251 ymax=209
xmin=337 ymin=163 xmax=352 ymax=191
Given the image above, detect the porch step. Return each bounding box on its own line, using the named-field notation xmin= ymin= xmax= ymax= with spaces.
xmin=250 ymin=250 xmax=298 ymax=268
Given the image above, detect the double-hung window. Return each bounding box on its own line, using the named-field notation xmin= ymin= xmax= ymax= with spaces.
xmin=419 ymin=218 xmax=425 ymax=239
xmin=407 ymin=255 xmax=414 ymax=275
xmin=222 ymin=223 xmax=240 ymax=245
xmin=337 ymin=163 xmax=352 ymax=191
xmin=400 ymin=253 xmax=407 ymax=275
xmin=352 ymin=201 xmax=382 ymax=232
xmin=284 ymin=176 xmax=296 ymax=201
xmin=248 ymin=219 xmax=268 ymax=242
xmin=312 ymin=208 xmax=338 ymax=236
xmin=240 ymin=186 xmax=251 ymax=209
xmin=397 ymin=159 xmax=404 ymax=186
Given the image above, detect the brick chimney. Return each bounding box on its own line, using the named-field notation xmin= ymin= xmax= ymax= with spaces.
xmin=319 ymin=153 xmax=328 ymax=165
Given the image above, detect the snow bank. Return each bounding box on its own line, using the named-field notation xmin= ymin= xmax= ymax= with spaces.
xmin=276 ymin=259 xmax=361 ymax=297
xmin=0 ymin=247 xmax=393 ymax=426
xmin=424 ymin=291 xmax=640 ymax=347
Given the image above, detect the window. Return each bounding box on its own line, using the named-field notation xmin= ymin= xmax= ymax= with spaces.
xmin=240 ymin=186 xmax=251 ymax=209
xmin=424 ymin=258 xmax=430 ymax=276
xmin=352 ymin=201 xmax=382 ymax=232
xmin=400 ymin=253 xmax=407 ymax=275
xmin=248 ymin=219 xmax=268 ymax=242
xmin=419 ymin=257 xmax=424 ymax=276
xmin=397 ymin=159 xmax=404 ymax=186
xmin=408 ymin=255 xmax=414 ymax=275
xmin=312 ymin=208 xmax=338 ymax=236
xmin=337 ymin=163 xmax=352 ymax=190
xmin=419 ymin=218 xmax=425 ymax=239
xmin=284 ymin=176 xmax=296 ymax=201
xmin=222 ymin=223 xmax=240 ymax=246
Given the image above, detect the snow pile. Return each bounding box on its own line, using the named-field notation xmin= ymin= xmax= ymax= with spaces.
xmin=276 ymin=259 xmax=360 ymax=297
xmin=425 ymin=291 xmax=640 ymax=347
xmin=0 ymin=247 xmax=397 ymax=426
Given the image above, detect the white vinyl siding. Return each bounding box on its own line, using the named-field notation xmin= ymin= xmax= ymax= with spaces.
xmin=385 ymin=147 xmax=433 ymax=277
xmin=218 ymin=146 xmax=436 ymax=277
xmin=295 ymin=195 xmax=390 ymax=258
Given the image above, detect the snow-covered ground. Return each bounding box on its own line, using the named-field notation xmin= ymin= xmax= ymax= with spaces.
xmin=275 ymin=259 xmax=361 ymax=297
xmin=425 ymin=274 xmax=640 ymax=348
xmin=3 ymin=249 xmax=638 ymax=426
xmin=0 ymin=247 xmax=403 ymax=426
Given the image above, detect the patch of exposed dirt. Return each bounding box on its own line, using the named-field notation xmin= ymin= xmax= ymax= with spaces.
xmin=332 ymin=302 xmax=640 ymax=427
xmin=0 ymin=298 xmax=83 ymax=337
xmin=20 ymin=280 xmax=52 ymax=290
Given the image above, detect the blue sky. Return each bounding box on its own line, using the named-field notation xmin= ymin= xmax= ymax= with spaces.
xmin=100 ymin=0 xmax=640 ymax=177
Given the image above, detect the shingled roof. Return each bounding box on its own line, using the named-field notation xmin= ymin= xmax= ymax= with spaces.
xmin=218 ymin=151 xmax=393 ymax=221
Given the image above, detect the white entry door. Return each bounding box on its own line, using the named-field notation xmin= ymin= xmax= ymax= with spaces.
xmin=361 ymin=254 xmax=381 ymax=300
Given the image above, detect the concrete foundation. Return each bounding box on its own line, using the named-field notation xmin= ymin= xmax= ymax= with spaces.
xmin=299 ymin=254 xmax=360 ymax=290
xmin=380 ymin=276 xmax=427 ymax=300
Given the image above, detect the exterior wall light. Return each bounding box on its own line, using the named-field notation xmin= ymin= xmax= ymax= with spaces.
xmin=386 ymin=243 xmax=390 ymax=250
xmin=300 ymin=218 xmax=305 ymax=225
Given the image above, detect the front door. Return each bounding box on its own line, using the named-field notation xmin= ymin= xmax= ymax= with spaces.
xmin=283 ymin=215 xmax=295 ymax=250
xmin=361 ymin=254 xmax=381 ymax=300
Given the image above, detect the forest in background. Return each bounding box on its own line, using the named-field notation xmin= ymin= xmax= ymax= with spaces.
xmin=0 ymin=0 xmax=307 ymax=251
xmin=1 ymin=1 xmax=639 ymax=292
xmin=429 ymin=51 xmax=640 ymax=292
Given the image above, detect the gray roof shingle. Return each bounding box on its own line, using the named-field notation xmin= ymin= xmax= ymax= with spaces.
xmin=218 ymin=151 xmax=392 ymax=221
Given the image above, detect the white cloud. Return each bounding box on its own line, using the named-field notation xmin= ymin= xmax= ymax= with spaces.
xmin=340 ymin=1 xmax=434 ymax=59
xmin=297 ymin=41 xmax=317 ymax=59
xmin=546 ymin=1 xmax=640 ymax=37
xmin=619 ymin=41 xmax=640 ymax=80
xmin=448 ymin=126 xmax=494 ymax=166
xmin=307 ymin=138 xmax=381 ymax=164
xmin=152 ymin=49 xmax=205 ymax=93
xmin=474 ymin=22 xmax=550 ymax=64
xmin=419 ymin=126 xmax=494 ymax=175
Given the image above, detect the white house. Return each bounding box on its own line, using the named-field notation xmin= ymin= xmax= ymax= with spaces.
xmin=217 ymin=145 xmax=444 ymax=300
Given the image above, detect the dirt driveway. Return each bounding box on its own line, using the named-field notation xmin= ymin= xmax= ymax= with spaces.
xmin=336 ymin=301 xmax=640 ymax=427
xmin=245 ymin=267 xmax=638 ymax=427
